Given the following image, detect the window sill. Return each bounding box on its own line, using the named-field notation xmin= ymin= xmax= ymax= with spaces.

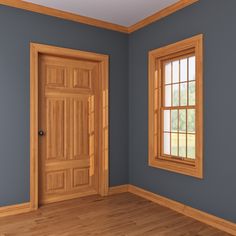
xmin=149 ymin=157 xmax=203 ymax=179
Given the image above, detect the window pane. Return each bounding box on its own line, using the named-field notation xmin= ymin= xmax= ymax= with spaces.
xmin=187 ymin=134 xmax=195 ymax=159
xmin=164 ymin=110 xmax=170 ymax=132
xmin=179 ymin=134 xmax=186 ymax=157
xmin=180 ymin=58 xmax=187 ymax=82
xmin=164 ymin=133 xmax=170 ymax=155
xmin=187 ymin=109 xmax=195 ymax=133
xmin=189 ymin=81 xmax=196 ymax=105
xmin=179 ymin=109 xmax=186 ymax=132
xmin=171 ymin=110 xmax=178 ymax=132
xmin=165 ymin=85 xmax=171 ymax=107
xmin=172 ymin=84 xmax=179 ymax=106
xmin=165 ymin=63 xmax=171 ymax=84
xmin=188 ymin=56 xmax=195 ymax=81
xmin=171 ymin=133 xmax=178 ymax=156
xmin=172 ymin=60 xmax=179 ymax=83
xmin=180 ymin=82 xmax=187 ymax=106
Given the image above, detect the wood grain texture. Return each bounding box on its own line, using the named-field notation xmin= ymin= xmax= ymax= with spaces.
xmin=148 ymin=34 xmax=203 ymax=178
xmin=128 ymin=0 xmax=199 ymax=33
xmin=0 ymin=203 xmax=31 ymax=218
xmin=0 ymin=0 xmax=199 ymax=34
xmin=128 ymin=185 xmax=236 ymax=236
xmin=30 ymin=43 xmax=109 ymax=208
xmin=30 ymin=43 xmax=39 ymax=210
xmin=108 ymin=184 xmax=129 ymax=195
xmin=39 ymin=54 xmax=99 ymax=205
xmin=0 ymin=193 xmax=232 ymax=236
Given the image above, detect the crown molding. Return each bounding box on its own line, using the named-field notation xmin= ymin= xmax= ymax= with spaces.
xmin=128 ymin=0 xmax=199 ymax=33
xmin=0 ymin=0 xmax=199 ymax=34
xmin=0 ymin=0 xmax=199 ymax=33
xmin=0 ymin=0 xmax=128 ymax=33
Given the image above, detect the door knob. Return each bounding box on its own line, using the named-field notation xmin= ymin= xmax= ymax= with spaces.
xmin=38 ymin=130 xmax=45 ymax=136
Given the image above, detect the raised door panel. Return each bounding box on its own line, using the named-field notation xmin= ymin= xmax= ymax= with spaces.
xmin=73 ymin=68 xmax=92 ymax=91
xmin=73 ymin=168 xmax=90 ymax=188
xmin=40 ymin=55 xmax=69 ymax=89
xmin=46 ymin=170 xmax=67 ymax=193
xmin=88 ymin=95 xmax=95 ymax=161
xmin=72 ymin=98 xmax=89 ymax=159
xmin=46 ymin=65 xmax=66 ymax=88
xmin=70 ymin=61 xmax=98 ymax=93
xmin=46 ymin=99 xmax=67 ymax=161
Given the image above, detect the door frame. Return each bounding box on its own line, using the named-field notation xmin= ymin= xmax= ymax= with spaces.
xmin=30 ymin=43 xmax=109 ymax=210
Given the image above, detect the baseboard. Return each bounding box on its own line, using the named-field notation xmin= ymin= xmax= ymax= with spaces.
xmin=109 ymin=184 xmax=129 ymax=195
xmin=0 ymin=185 xmax=126 ymax=218
xmin=1 ymin=186 xmax=235 ymax=235
xmin=128 ymin=185 xmax=236 ymax=236
xmin=0 ymin=202 xmax=31 ymax=218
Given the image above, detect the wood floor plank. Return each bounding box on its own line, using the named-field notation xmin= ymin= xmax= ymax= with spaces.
xmin=0 ymin=193 xmax=232 ymax=236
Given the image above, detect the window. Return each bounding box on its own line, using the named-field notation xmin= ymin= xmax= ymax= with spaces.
xmin=148 ymin=35 xmax=203 ymax=178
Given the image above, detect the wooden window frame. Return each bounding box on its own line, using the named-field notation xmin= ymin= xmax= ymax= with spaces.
xmin=148 ymin=34 xmax=203 ymax=178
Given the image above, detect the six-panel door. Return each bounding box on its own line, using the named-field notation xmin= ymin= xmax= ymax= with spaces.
xmin=39 ymin=55 xmax=99 ymax=204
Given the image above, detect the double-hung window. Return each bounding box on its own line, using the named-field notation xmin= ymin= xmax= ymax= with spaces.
xmin=148 ymin=35 xmax=203 ymax=178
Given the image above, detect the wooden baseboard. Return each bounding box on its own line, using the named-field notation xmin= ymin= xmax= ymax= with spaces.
xmin=0 ymin=202 xmax=31 ymax=218
xmin=128 ymin=185 xmax=236 ymax=236
xmin=1 ymin=186 xmax=235 ymax=235
xmin=108 ymin=184 xmax=129 ymax=195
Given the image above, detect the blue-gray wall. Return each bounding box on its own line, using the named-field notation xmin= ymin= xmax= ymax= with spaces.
xmin=0 ymin=5 xmax=129 ymax=206
xmin=1 ymin=0 xmax=235 ymax=223
xmin=129 ymin=0 xmax=236 ymax=222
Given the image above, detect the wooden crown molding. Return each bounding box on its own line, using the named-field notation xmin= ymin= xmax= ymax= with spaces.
xmin=128 ymin=0 xmax=199 ymax=33
xmin=0 ymin=0 xmax=199 ymax=34
xmin=0 ymin=0 xmax=128 ymax=33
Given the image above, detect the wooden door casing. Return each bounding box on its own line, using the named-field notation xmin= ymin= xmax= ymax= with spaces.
xmin=39 ymin=55 xmax=99 ymax=204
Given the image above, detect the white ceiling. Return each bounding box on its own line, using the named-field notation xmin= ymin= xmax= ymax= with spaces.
xmin=24 ymin=0 xmax=179 ymax=27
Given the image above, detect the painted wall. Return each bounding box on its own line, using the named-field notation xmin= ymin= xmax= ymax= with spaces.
xmin=0 ymin=5 xmax=129 ymax=206
xmin=129 ymin=0 xmax=236 ymax=222
xmin=0 ymin=0 xmax=235 ymax=223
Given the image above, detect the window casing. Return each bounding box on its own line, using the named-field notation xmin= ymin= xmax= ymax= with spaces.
xmin=148 ymin=35 xmax=203 ymax=178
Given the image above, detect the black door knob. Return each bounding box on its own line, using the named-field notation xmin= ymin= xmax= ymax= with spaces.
xmin=38 ymin=130 xmax=45 ymax=136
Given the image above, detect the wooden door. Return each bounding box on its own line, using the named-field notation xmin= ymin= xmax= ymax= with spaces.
xmin=38 ymin=54 xmax=99 ymax=205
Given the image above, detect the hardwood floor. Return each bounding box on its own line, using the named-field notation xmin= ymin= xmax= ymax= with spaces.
xmin=0 ymin=193 xmax=231 ymax=236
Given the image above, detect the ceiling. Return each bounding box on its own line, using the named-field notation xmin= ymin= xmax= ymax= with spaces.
xmin=23 ymin=0 xmax=180 ymax=27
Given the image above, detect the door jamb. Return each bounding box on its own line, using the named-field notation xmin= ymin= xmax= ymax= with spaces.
xmin=30 ymin=42 xmax=109 ymax=210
